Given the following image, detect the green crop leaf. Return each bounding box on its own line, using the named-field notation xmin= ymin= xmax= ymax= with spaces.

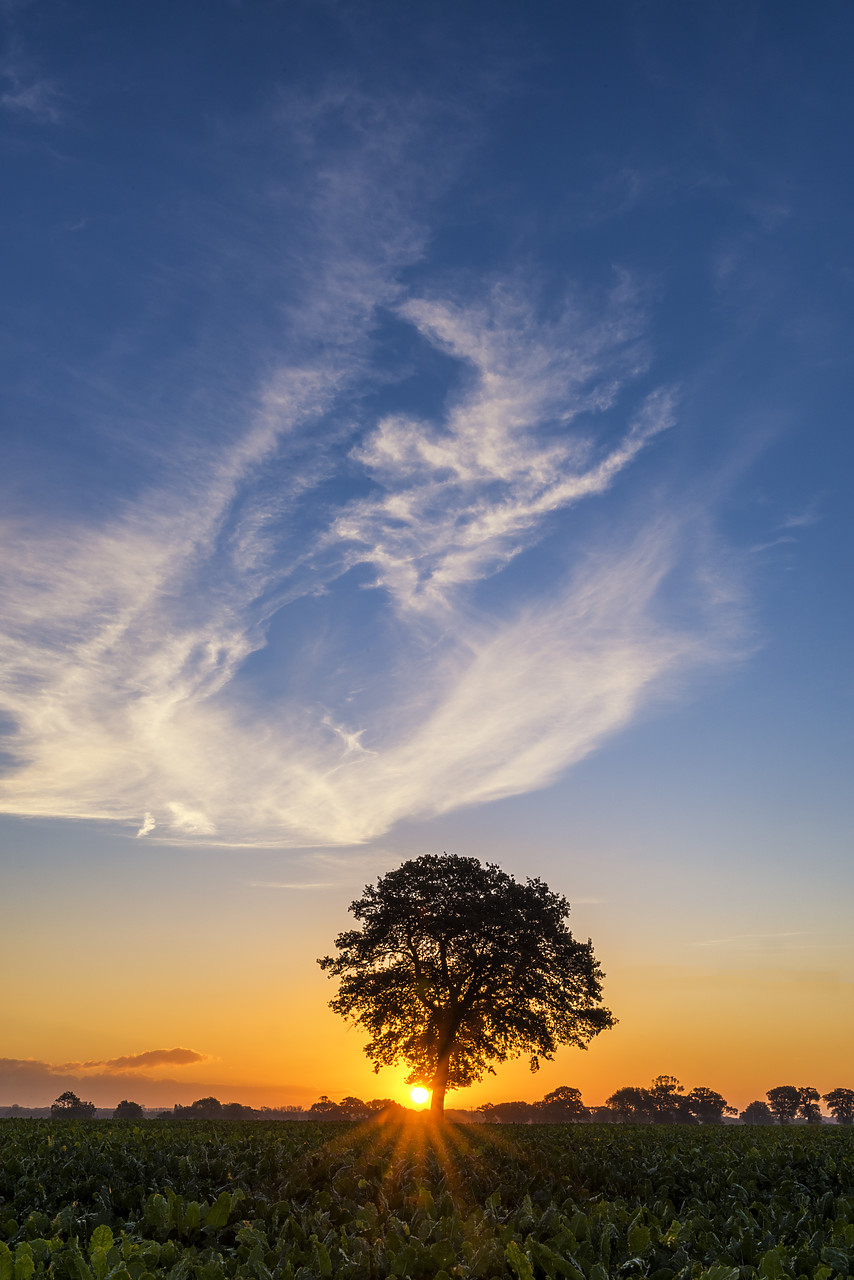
xmin=205 ymin=1194 xmax=233 ymax=1232
xmin=506 ymin=1240 xmax=535 ymax=1280
xmin=144 ymin=1196 xmax=169 ymax=1234
xmin=57 ymin=1247 xmax=93 ymax=1280
xmin=309 ymin=1236 xmax=332 ymax=1279
xmin=759 ymin=1249 xmax=785 ymax=1280
xmin=429 ymin=1240 xmax=456 ymax=1270
xmin=699 ymin=1268 xmax=740 ymax=1280
xmin=628 ymin=1225 xmax=651 ymax=1255
xmin=0 ymin=1242 xmax=13 ymax=1280
xmin=821 ymin=1248 xmax=850 ymax=1276
xmin=13 ymin=1245 xmax=34 ymax=1280
xmin=88 ymin=1228 xmax=113 ymax=1257
xmin=416 ymin=1186 xmax=435 ymax=1214
xmin=662 ymin=1222 xmax=682 ymax=1248
xmin=527 ymin=1237 xmax=586 ymax=1280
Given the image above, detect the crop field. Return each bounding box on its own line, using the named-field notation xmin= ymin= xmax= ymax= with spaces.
xmin=0 ymin=1119 xmax=852 ymax=1280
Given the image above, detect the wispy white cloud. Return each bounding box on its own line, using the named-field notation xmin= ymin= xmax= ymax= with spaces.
xmin=750 ymin=535 xmax=796 ymax=554
xmin=0 ymin=52 xmax=64 ymax=123
xmin=694 ymin=931 xmax=807 ymax=950
xmin=248 ymin=881 xmax=339 ymax=890
xmin=136 ymin=812 xmax=156 ymax=837
xmin=780 ymin=503 xmax=821 ymax=530
xmin=0 ymin=89 xmax=747 ymax=848
xmin=333 ymin=281 xmax=673 ymax=617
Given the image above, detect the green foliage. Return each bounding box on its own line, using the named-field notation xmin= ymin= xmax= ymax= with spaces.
xmin=1 ymin=1117 xmax=853 ymax=1279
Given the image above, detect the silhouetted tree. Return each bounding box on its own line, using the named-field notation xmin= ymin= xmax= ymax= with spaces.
xmin=606 ymin=1078 xmax=695 ymax=1124
xmin=319 ymin=854 xmax=615 ymax=1118
xmin=51 ymin=1091 xmax=96 ymax=1120
xmin=113 ymin=1099 xmax=144 ymax=1120
xmin=309 ymin=1095 xmax=342 ymax=1118
xmin=221 ymin=1102 xmax=252 ymax=1119
xmin=605 ymin=1086 xmax=657 ymax=1123
xmin=478 ymin=1100 xmax=536 ymax=1123
xmin=366 ymin=1098 xmax=406 ymax=1117
xmin=823 ymin=1088 xmax=854 ymax=1125
xmin=684 ymin=1086 xmax=736 ymax=1124
xmin=740 ymin=1099 xmax=774 ymax=1125
xmin=766 ymin=1085 xmax=802 ymax=1124
xmin=339 ymin=1096 xmax=372 ymax=1120
xmin=171 ymin=1096 xmax=226 ymax=1119
xmin=192 ymin=1096 xmax=222 ymax=1116
xmin=649 ymin=1075 xmax=688 ymax=1123
xmin=798 ymin=1086 xmax=822 ymax=1124
xmin=536 ymin=1085 xmax=589 ymax=1122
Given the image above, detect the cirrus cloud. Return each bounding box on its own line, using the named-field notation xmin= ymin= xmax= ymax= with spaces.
xmin=0 ymin=87 xmax=748 ymax=847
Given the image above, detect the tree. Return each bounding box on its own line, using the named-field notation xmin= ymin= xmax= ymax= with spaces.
xmin=536 ymin=1085 xmax=589 ymax=1122
xmin=308 ymin=1095 xmax=342 ymax=1118
xmin=221 ymin=1102 xmax=251 ymax=1119
xmin=478 ymin=1100 xmax=536 ymax=1123
xmin=366 ymin=1098 xmax=406 ymax=1117
xmin=51 ymin=1091 xmax=96 ymax=1120
xmin=684 ymin=1086 xmax=736 ymax=1124
xmin=604 ymin=1086 xmax=657 ymax=1123
xmin=798 ymin=1086 xmax=822 ymax=1124
xmin=649 ymin=1075 xmax=688 ymax=1123
xmin=766 ymin=1085 xmax=802 ymax=1124
xmin=740 ymin=1100 xmax=774 ymax=1125
xmin=113 ymin=1099 xmax=144 ymax=1120
xmin=318 ymin=854 xmax=615 ymax=1118
xmin=171 ymin=1096 xmax=225 ymax=1120
xmin=823 ymin=1088 xmax=854 ymax=1125
xmin=339 ymin=1096 xmax=372 ymax=1120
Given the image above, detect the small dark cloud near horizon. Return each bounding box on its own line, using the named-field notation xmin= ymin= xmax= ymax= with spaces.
xmin=1 ymin=1048 xmax=206 ymax=1077
xmin=81 ymin=1047 xmax=207 ymax=1070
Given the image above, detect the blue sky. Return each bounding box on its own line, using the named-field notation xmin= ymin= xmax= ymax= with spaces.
xmin=1 ymin=0 xmax=852 ymax=1106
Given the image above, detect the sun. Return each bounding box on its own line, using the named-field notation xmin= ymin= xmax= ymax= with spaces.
xmin=410 ymin=1086 xmax=430 ymax=1105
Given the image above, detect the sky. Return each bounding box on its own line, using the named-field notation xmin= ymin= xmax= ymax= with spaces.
xmin=1 ymin=0 xmax=852 ymax=1115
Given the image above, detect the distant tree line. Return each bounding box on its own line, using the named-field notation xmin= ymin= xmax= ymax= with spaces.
xmin=604 ymin=1078 xmax=853 ymax=1125
xmin=479 ymin=1079 xmax=854 ymax=1125
xmin=44 ymin=1081 xmax=854 ymax=1124
xmin=306 ymin=1096 xmax=407 ymax=1120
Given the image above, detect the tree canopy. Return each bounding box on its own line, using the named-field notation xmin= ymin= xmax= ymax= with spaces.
xmin=605 ymin=1078 xmax=736 ymax=1124
xmin=766 ymin=1085 xmax=821 ymax=1124
xmin=113 ymin=1099 xmax=145 ymax=1120
xmin=823 ymin=1088 xmax=854 ymax=1125
xmin=50 ymin=1091 xmax=96 ymax=1120
xmin=318 ymin=853 xmax=615 ymax=1116
xmin=740 ymin=1100 xmax=775 ymax=1125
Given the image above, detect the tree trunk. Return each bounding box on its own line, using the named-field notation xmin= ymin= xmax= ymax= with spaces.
xmin=430 ymin=1048 xmax=451 ymax=1119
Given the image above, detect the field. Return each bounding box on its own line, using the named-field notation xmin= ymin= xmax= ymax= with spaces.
xmin=1 ymin=1119 xmax=852 ymax=1280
